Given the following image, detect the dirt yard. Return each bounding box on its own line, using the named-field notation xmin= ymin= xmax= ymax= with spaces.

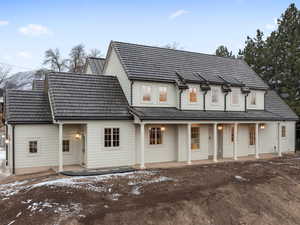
xmin=1 ymin=154 xmax=300 ymax=225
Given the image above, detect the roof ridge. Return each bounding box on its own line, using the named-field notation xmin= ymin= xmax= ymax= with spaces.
xmin=87 ymin=57 xmax=106 ymax=60
xmin=48 ymin=72 xmax=117 ymax=79
xmin=111 ymin=40 xmax=242 ymax=62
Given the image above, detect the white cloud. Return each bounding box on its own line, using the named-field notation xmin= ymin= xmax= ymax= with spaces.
xmin=169 ymin=9 xmax=189 ymax=20
xmin=0 ymin=20 xmax=9 ymax=26
xmin=265 ymin=18 xmax=278 ymax=31
xmin=17 ymin=51 xmax=32 ymax=59
xmin=19 ymin=24 xmax=51 ymax=36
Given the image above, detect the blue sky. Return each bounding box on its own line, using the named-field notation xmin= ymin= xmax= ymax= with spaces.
xmin=0 ymin=0 xmax=297 ymax=73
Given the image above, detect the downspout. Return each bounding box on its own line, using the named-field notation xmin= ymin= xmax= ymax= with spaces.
xmin=12 ymin=125 xmax=15 ymax=175
xmin=244 ymin=93 xmax=249 ymax=112
xmin=203 ymin=90 xmax=208 ymax=111
xmin=179 ymin=89 xmax=183 ymax=110
xmin=130 ymin=81 xmax=134 ymax=105
xmin=224 ymin=92 xmax=229 ymax=112
xmin=263 ymin=90 xmax=268 ymax=109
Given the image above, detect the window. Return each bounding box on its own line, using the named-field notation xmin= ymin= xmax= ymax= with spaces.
xmin=191 ymin=127 xmax=200 ymax=150
xmin=211 ymin=88 xmax=219 ymax=104
xmin=29 ymin=141 xmax=38 ymax=154
xmin=250 ymin=92 xmax=256 ymax=105
xmin=159 ymin=87 xmax=168 ymax=103
xmin=249 ymin=126 xmax=256 ymax=146
xmin=142 ymin=86 xmax=152 ymax=102
xmin=63 ymin=140 xmax=70 ymax=152
xmin=189 ymin=87 xmax=197 ymax=103
xmin=104 ymin=128 xmax=120 ymax=148
xmin=231 ymin=127 xmax=234 ymax=143
xmin=149 ymin=127 xmax=163 ymax=145
xmin=282 ymin=126 xmax=286 ymax=138
xmin=231 ymin=90 xmax=239 ymax=105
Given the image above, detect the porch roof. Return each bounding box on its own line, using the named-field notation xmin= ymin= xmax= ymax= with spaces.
xmin=130 ymin=107 xmax=293 ymax=121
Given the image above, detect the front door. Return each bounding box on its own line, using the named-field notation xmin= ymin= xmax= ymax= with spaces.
xmin=217 ymin=128 xmax=223 ymax=159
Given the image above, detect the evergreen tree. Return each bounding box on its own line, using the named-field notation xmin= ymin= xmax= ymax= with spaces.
xmin=215 ymin=45 xmax=235 ymax=58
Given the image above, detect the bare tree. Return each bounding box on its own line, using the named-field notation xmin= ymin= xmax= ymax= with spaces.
xmin=88 ymin=48 xmax=102 ymax=58
xmin=43 ymin=48 xmax=68 ymax=72
xmin=69 ymin=44 xmax=86 ymax=73
xmin=161 ymin=42 xmax=183 ymax=50
xmin=0 ymin=65 xmax=10 ymax=86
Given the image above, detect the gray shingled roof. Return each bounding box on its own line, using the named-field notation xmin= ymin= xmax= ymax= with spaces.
xmin=130 ymin=90 xmax=298 ymax=121
xmin=5 ymin=89 xmax=53 ymax=124
xmin=32 ymin=80 xmax=45 ymax=90
xmin=47 ymin=72 xmax=132 ymax=120
xmin=86 ymin=57 xmax=106 ymax=74
xmin=112 ymin=41 xmax=268 ymax=89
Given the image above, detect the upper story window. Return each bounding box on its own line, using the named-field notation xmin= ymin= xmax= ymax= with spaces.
xmin=250 ymin=92 xmax=256 ymax=105
xmin=104 ymin=128 xmax=120 ymax=148
xmin=142 ymin=85 xmax=152 ymax=103
xmin=231 ymin=90 xmax=239 ymax=105
xmin=211 ymin=88 xmax=219 ymax=104
xmin=189 ymin=87 xmax=197 ymax=103
xmin=29 ymin=141 xmax=38 ymax=154
xmin=159 ymin=87 xmax=168 ymax=103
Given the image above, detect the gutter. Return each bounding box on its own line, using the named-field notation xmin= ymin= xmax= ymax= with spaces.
xmin=130 ymin=80 xmax=134 ymax=105
xmin=12 ymin=125 xmax=15 ymax=175
xmin=5 ymin=124 xmax=8 ymax=166
xmin=179 ymin=89 xmax=183 ymax=110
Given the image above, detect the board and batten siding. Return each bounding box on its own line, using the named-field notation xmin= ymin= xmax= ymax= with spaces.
xmin=103 ymin=48 xmax=131 ymax=104
xmin=86 ymin=120 xmax=135 ymax=168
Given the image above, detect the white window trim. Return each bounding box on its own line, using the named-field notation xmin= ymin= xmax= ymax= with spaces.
xmin=188 ymin=87 xmax=198 ymax=104
xmin=103 ymin=127 xmax=121 ymax=150
xmin=158 ymin=86 xmax=168 ymax=104
xmin=211 ymin=87 xmax=220 ymax=105
xmin=141 ymin=85 xmax=153 ymax=104
xmin=27 ymin=137 xmax=40 ymax=157
xmin=148 ymin=126 xmax=164 ymax=147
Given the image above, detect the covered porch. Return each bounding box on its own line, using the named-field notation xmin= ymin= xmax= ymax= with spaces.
xmin=136 ymin=121 xmax=283 ymax=169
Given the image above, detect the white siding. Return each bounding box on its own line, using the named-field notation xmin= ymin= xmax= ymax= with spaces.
xmin=206 ymin=85 xmax=225 ymax=111
xmin=132 ymin=81 xmax=177 ymax=107
xmin=86 ymin=120 xmax=135 ymax=168
xmin=103 ymin=49 xmax=131 ymax=103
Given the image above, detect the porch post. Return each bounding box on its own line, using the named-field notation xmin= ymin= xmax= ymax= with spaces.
xmin=234 ymin=123 xmax=238 ymax=160
xmin=255 ymin=123 xmax=259 ymax=159
xmin=213 ymin=123 xmax=218 ymax=162
xmin=278 ymin=122 xmax=282 ymax=156
xmin=58 ymin=123 xmax=63 ymax=172
xmin=140 ymin=123 xmax=145 ymax=169
xmin=187 ymin=123 xmax=192 ymax=165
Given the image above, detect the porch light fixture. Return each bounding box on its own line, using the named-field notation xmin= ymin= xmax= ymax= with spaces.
xmin=75 ymin=132 xmax=81 ymax=139
xmin=161 ymin=126 xmax=165 ymax=131
xmin=5 ymin=139 xmax=9 ymax=144
xmin=260 ymin=124 xmax=266 ymax=129
xmin=217 ymin=125 xmax=223 ymax=130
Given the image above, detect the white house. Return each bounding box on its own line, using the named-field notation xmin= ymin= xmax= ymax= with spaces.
xmin=4 ymin=41 xmax=298 ymax=174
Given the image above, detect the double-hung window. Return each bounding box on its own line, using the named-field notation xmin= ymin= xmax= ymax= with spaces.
xmin=29 ymin=141 xmax=38 ymax=154
xmin=142 ymin=85 xmax=152 ymax=103
xmin=189 ymin=87 xmax=197 ymax=103
xmin=149 ymin=127 xmax=163 ymax=145
xmin=211 ymin=88 xmax=219 ymax=104
xmin=159 ymin=87 xmax=168 ymax=103
xmin=250 ymin=92 xmax=256 ymax=105
xmin=104 ymin=128 xmax=120 ymax=148
xmin=191 ymin=127 xmax=200 ymax=150
xmin=231 ymin=90 xmax=239 ymax=105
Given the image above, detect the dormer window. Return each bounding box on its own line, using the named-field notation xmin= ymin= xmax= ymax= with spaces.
xmin=211 ymin=88 xmax=219 ymax=104
xmin=159 ymin=87 xmax=168 ymax=103
xmin=189 ymin=87 xmax=197 ymax=103
xmin=231 ymin=90 xmax=239 ymax=105
xmin=250 ymin=92 xmax=256 ymax=105
xmin=142 ymin=85 xmax=152 ymax=103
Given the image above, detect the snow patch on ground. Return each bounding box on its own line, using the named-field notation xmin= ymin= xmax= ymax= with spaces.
xmin=234 ymin=175 xmax=249 ymax=182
